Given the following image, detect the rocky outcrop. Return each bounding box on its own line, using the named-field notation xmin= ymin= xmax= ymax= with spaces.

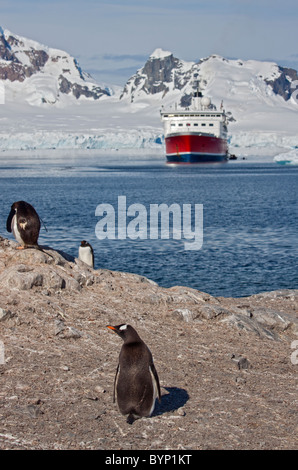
xmin=0 ymin=235 xmax=297 ymax=450
xmin=0 ymin=38 xmax=49 ymax=82
xmin=1 ymin=235 xmax=296 ymax=339
xmin=58 ymin=75 xmax=109 ymax=100
xmin=265 ymin=66 xmax=298 ymax=101
xmin=120 ymin=49 xmax=194 ymax=103
xmin=0 ymin=32 xmax=49 ymax=82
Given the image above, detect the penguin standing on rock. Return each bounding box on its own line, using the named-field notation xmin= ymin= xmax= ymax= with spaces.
xmin=78 ymin=240 xmax=94 ymax=268
xmin=107 ymin=324 xmax=161 ymax=424
xmin=6 ymin=201 xmax=41 ymax=249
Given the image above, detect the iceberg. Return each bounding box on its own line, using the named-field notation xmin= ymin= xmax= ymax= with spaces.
xmin=274 ymin=149 xmax=298 ymax=165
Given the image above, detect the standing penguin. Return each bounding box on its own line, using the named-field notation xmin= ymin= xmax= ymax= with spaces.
xmin=107 ymin=324 xmax=161 ymax=424
xmin=78 ymin=240 xmax=94 ymax=268
xmin=6 ymin=201 xmax=41 ymax=249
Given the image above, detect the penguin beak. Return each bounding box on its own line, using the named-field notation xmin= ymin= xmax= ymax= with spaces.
xmin=107 ymin=325 xmax=116 ymax=331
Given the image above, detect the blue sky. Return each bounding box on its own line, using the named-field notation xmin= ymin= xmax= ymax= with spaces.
xmin=1 ymin=0 xmax=298 ymax=85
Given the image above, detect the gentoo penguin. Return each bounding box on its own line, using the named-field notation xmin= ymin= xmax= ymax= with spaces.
xmin=6 ymin=201 xmax=41 ymax=249
xmin=107 ymin=324 xmax=161 ymax=424
xmin=78 ymin=240 xmax=94 ymax=268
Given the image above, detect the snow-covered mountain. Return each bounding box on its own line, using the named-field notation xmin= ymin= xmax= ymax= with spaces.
xmin=0 ymin=27 xmax=298 ymax=154
xmin=120 ymin=48 xmax=194 ymax=103
xmin=120 ymin=48 xmax=298 ymax=148
xmin=121 ymin=48 xmax=298 ymax=106
xmin=0 ymin=26 xmax=111 ymax=106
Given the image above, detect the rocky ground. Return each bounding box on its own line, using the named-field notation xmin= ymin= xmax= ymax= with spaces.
xmin=0 ymin=235 xmax=297 ymax=450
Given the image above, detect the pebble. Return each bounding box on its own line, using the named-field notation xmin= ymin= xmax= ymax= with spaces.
xmin=231 ymin=354 xmax=251 ymax=370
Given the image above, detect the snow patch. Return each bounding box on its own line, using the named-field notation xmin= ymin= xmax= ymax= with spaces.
xmin=150 ymin=48 xmax=172 ymax=59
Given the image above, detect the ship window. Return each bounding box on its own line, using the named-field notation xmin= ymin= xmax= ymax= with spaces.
xmin=194 ymin=123 xmax=198 ymax=126
xmin=178 ymin=123 xmax=183 ymax=127
xmin=209 ymin=123 xmax=214 ymax=126
xmin=201 ymin=123 xmax=206 ymax=126
xmin=171 ymin=123 xmax=176 ymax=126
xmin=186 ymin=123 xmax=191 ymax=126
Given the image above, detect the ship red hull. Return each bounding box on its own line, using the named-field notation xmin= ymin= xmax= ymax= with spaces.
xmin=165 ymin=133 xmax=228 ymax=163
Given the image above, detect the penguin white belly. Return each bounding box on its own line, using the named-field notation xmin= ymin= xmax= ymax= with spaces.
xmin=149 ymin=367 xmax=159 ymax=416
xmin=78 ymin=246 xmax=94 ymax=267
xmin=12 ymin=215 xmax=23 ymax=245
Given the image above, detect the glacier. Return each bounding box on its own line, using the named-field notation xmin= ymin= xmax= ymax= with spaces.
xmin=0 ymin=128 xmax=164 ymax=151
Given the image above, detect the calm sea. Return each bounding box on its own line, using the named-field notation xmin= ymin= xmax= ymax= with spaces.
xmin=0 ymin=151 xmax=297 ymax=298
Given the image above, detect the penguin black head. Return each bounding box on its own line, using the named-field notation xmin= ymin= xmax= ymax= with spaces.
xmin=80 ymin=240 xmax=90 ymax=248
xmin=107 ymin=324 xmax=141 ymax=343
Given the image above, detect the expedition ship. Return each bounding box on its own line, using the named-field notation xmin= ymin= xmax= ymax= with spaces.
xmin=160 ymin=81 xmax=229 ymax=164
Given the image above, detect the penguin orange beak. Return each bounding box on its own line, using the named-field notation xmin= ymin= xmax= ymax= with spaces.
xmin=107 ymin=325 xmax=116 ymax=331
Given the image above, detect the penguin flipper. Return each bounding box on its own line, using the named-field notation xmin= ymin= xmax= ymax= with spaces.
xmin=113 ymin=364 xmax=119 ymax=404
xmin=6 ymin=209 xmax=14 ymax=233
xmin=150 ymin=362 xmax=161 ymax=402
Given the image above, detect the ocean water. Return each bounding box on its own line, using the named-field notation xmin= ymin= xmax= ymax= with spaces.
xmin=0 ymin=151 xmax=297 ymax=298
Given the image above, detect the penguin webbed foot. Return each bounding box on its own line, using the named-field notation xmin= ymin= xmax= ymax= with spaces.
xmin=126 ymin=413 xmax=136 ymax=425
xmin=16 ymin=244 xmax=36 ymax=250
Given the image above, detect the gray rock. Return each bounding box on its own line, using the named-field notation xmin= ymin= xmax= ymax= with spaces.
xmin=54 ymin=319 xmax=66 ymax=336
xmin=250 ymin=307 xmax=292 ymax=331
xmin=2 ymin=269 xmax=43 ymax=290
xmin=197 ymin=304 xmax=231 ymax=320
xmin=231 ymin=354 xmax=250 ymax=370
xmin=172 ymin=308 xmax=195 ymax=322
xmin=0 ymin=307 xmax=13 ymax=321
xmin=221 ymin=313 xmax=277 ymax=340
